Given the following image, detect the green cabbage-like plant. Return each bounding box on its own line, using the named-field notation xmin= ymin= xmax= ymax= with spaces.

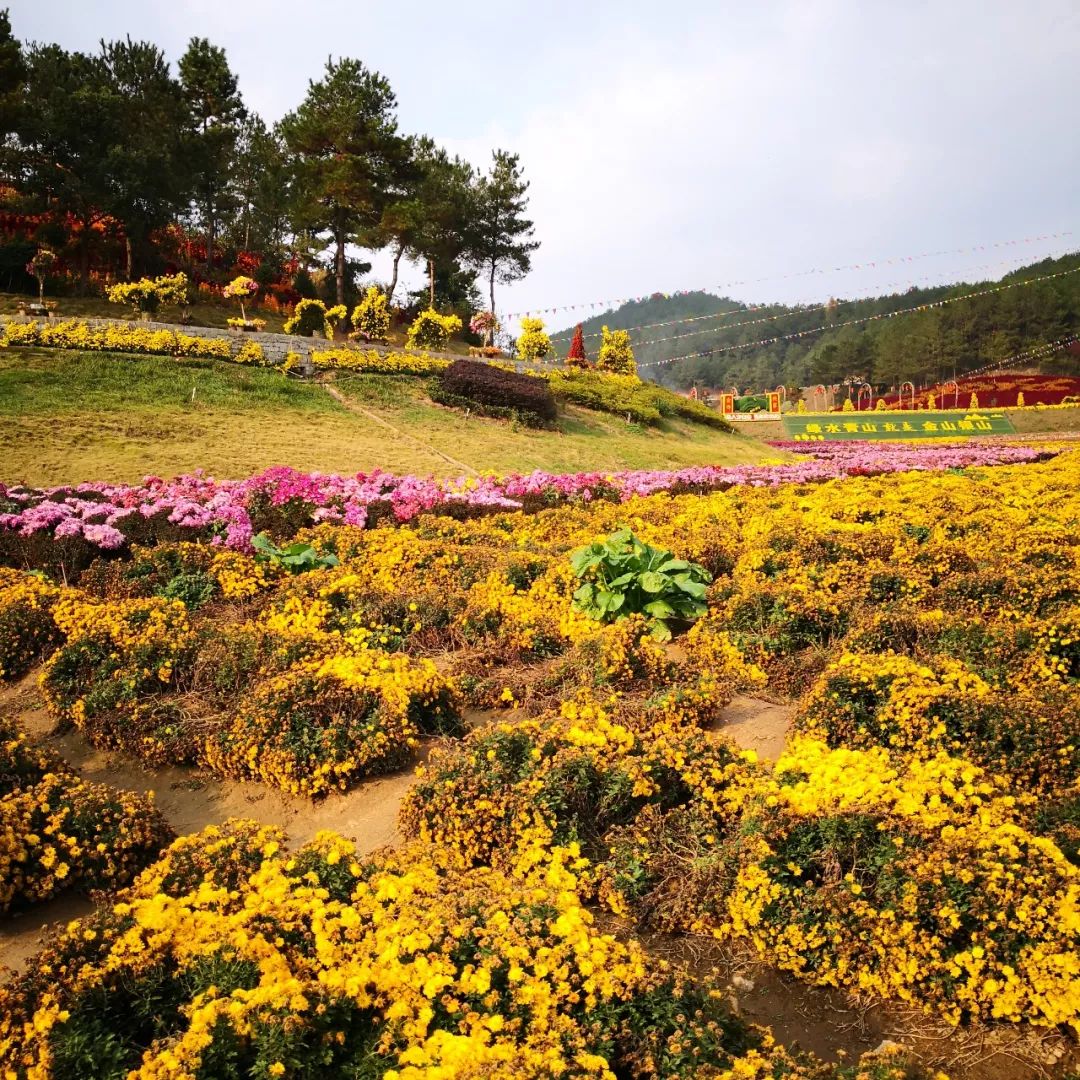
xmin=251 ymin=533 xmax=339 ymax=574
xmin=570 ymin=528 xmax=711 ymax=640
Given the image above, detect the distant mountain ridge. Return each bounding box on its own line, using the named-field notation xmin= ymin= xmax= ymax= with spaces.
xmin=550 ymin=252 xmax=1080 ymax=391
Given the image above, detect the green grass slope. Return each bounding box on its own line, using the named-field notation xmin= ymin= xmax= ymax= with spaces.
xmin=0 ymin=348 xmax=783 ymax=486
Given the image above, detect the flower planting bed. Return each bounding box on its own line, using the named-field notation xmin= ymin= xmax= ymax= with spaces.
xmin=0 ymin=442 xmax=1052 ymax=572
xmin=1 ymin=445 xmax=1079 ymax=1077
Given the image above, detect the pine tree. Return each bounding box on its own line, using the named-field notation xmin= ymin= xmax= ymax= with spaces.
xmin=468 ymin=150 xmax=538 ymax=321
xmin=179 ymin=37 xmax=246 ymax=274
xmin=280 ymin=58 xmax=405 ymax=306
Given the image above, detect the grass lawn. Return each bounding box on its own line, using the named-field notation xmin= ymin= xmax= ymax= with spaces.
xmin=1006 ymin=406 xmax=1080 ymax=433
xmin=0 ymin=348 xmax=783 ymax=485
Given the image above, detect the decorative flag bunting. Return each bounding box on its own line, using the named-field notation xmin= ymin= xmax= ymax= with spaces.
xmin=636 ymin=265 xmax=1080 ymax=369
xmin=503 ymin=230 xmax=1072 ymax=320
xmin=624 ymin=254 xmax=1072 ymax=351
xmin=557 ymin=254 xmax=1060 ymax=345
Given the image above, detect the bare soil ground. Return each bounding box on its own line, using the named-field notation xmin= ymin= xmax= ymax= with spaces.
xmin=708 ymin=693 xmax=791 ymax=760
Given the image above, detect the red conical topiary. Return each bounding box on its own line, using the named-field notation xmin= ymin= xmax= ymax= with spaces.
xmin=566 ymin=324 xmax=590 ymax=368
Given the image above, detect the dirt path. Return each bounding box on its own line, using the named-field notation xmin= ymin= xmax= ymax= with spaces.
xmin=709 ymin=693 xmax=792 ymax=760
xmin=321 ymin=383 xmax=479 ymax=476
xmin=1 ymin=680 xmax=426 ymax=977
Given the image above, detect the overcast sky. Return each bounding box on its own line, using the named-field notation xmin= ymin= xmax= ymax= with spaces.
xmin=10 ymin=0 xmax=1080 ymax=331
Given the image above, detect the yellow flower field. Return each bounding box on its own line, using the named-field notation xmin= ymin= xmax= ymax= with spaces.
xmin=1 ymin=449 xmax=1079 ymax=1077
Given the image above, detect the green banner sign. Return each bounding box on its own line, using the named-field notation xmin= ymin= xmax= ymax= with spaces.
xmin=782 ymin=410 xmax=1016 ymax=441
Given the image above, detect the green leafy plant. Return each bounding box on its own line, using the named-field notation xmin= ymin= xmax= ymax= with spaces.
xmin=250 ymin=533 xmax=339 ymax=574
xmin=570 ymin=528 xmax=711 ymax=640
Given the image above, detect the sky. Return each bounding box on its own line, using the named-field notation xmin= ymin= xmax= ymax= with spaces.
xmin=10 ymin=0 xmax=1080 ymax=333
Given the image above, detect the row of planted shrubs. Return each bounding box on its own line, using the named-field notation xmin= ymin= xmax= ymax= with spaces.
xmin=0 ymin=816 xmax=938 ymax=1080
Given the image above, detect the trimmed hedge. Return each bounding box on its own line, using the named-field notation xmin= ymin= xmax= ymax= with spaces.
xmin=435 ymin=360 xmax=558 ymax=428
xmin=547 ymin=369 xmax=732 ymax=431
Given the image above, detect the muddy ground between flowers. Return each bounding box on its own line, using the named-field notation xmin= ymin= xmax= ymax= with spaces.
xmin=0 ymin=675 xmax=1075 ymax=1080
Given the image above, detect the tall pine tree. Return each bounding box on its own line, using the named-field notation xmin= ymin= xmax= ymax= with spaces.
xmin=469 ymin=149 xmax=538 ymax=320
xmin=179 ymin=37 xmax=245 ymax=273
xmin=279 ymin=58 xmax=404 ymax=306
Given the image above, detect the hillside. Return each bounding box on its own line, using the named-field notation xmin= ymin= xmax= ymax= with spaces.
xmin=0 ymin=348 xmax=780 ymax=486
xmin=552 ymin=252 xmax=1080 ymax=393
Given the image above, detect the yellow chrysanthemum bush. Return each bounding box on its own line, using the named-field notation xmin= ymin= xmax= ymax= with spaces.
xmin=0 ymin=715 xmax=172 ymax=914
xmin=794 ymin=650 xmax=1080 ymax=799
xmin=38 ymin=594 xmax=198 ymax=764
xmin=202 ymin=650 xmax=461 ymax=797
xmin=310 ymin=346 xmax=450 ymax=375
xmin=106 ymin=272 xmax=188 ymax=316
xmin=406 ymin=308 xmax=462 ymax=350
xmin=400 ymin=698 xmax=761 ymax=876
xmin=283 ymin=298 xmax=348 ymax=337
xmin=0 ymin=567 xmax=66 ymax=680
xmin=722 ymin=738 xmax=1080 ymax=1031
xmin=0 ymin=819 xmax=935 ymax=1079
xmin=350 ymin=284 xmax=391 ymax=342
xmin=2 ymin=318 xmax=235 ymax=361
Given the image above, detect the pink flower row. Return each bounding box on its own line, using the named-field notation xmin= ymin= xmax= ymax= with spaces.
xmin=0 ymin=442 xmax=1053 ymax=554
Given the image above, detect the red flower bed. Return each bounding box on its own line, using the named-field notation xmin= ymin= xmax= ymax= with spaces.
xmin=868 ymin=373 xmax=1080 ymax=410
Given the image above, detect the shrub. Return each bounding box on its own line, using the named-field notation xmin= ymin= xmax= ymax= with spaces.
xmin=0 ymin=770 xmax=172 ymax=913
xmin=222 ymin=274 xmax=258 ymax=321
xmin=0 ymin=715 xmax=172 ymax=913
xmin=26 ymin=247 xmax=57 ymax=301
xmin=106 ymin=273 xmax=189 ymax=316
xmin=0 ymin=820 xmax=936 ymax=1080
xmin=233 ymin=339 xmax=265 ymax=364
xmin=571 ymin=528 xmax=711 ymax=640
xmin=597 ymin=325 xmax=636 ymax=375
xmin=517 ymin=316 xmax=552 ymax=361
xmin=202 ymin=651 xmax=461 ymax=795
xmin=311 ymin=347 xmax=450 ymax=376
xmin=566 ymin=323 xmax=589 ymax=368
xmin=406 ymin=308 xmax=462 ymax=350
xmin=0 ymin=568 xmax=65 ymax=680
xmin=469 ymin=309 xmax=500 ymax=343
xmin=545 ymin=368 xmax=732 ymax=429
xmin=39 ymin=595 xmax=197 ymax=765
xmin=434 ymin=359 xmax=558 ymax=427
xmin=284 ymin=298 xmax=346 ymax=337
xmin=351 ymin=285 xmax=391 ymax=342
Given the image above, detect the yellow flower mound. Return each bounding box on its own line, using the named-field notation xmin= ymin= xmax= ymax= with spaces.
xmin=202 ymin=651 xmax=460 ymax=797
xmin=0 ymin=568 xmax=66 ymax=680
xmin=723 ymin=738 xmax=1080 ymax=1031
xmin=0 ymin=715 xmax=172 ymax=914
xmin=0 ymin=821 xmax=871 ymax=1080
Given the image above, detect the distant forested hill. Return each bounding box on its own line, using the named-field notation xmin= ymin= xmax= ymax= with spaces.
xmin=550 ymin=252 xmax=1080 ymax=391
